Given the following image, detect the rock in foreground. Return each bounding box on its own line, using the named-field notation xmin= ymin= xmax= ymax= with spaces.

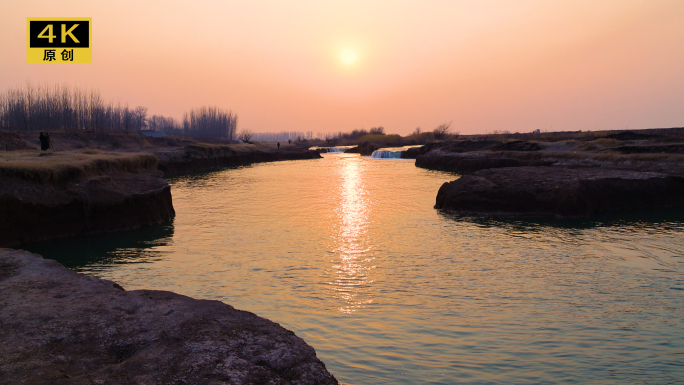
xmin=0 ymin=249 xmax=338 ymax=385
xmin=435 ymin=166 xmax=684 ymax=217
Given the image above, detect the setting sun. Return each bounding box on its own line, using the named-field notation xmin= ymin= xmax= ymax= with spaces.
xmin=339 ymin=48 xmax=358 ymax=65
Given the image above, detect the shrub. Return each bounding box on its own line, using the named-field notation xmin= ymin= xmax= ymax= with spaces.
xmin=369 ymin=126 xmax=385 ymax=135
xmin=433 ymin=122 xmax=452 ymax=139
xmin=357 ymin=134 xmax=401 ymax=146
xmin=404 ymin=132 xmax=435 ymax=144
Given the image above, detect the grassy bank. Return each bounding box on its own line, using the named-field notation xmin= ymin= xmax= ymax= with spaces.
xmin=184 ymin=142 xmax=293 ymax=157
xmin=492 ymin=150 xmax=684 ymax=163
xmin=0 ymin=150 xmax=158 ymax=184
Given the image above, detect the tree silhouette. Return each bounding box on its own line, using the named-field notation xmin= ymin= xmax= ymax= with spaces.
xmin=238 ymin=129 xmax=253 ymax=143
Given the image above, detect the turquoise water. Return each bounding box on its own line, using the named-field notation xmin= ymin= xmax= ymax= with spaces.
xmin=27 ymin=153 xmax=684 ymax=384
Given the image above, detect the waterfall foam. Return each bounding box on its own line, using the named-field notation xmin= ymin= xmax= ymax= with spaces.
xmin=370 ymin=150 xmax=402 ymax=158
xmin=370 ymin=146 xmax=421 ymax=159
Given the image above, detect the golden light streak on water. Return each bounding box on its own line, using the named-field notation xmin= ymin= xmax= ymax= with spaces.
xmin=330 ymin=156 xmax=374 ymax=313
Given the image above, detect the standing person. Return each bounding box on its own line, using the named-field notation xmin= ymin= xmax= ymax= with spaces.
xmin=288 ymin=139 xmax=291 ymax=145
xmin=39 ymin=132 xmax=49 ymax=151
xmin=277 ymin=142 xmax=280 ymax=149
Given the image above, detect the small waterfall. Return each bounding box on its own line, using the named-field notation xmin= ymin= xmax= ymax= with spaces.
xmin=326 ymin=147 xmax=347 ymax=153
xmin=369 ymin=145 xmax=422 ymax=159
xmin=370 ymin=149 xmax=403 ymax=159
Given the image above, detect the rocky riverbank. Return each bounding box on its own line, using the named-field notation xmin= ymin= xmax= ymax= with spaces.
xmin=417 ymin=130 xmax=684 ymax=216
xmin=435 ymin=166 xmax=684 ymax=217
xmin=0 ymin=151 xmax=174 ymax=247
xmin=415 ymin=150 xmax=553 ymax=174
xmin=156 ymin=142 xmax=321 ymax=174
xmin=343 ymin=142 xmax=380 ymax=156
xmin=0 ymin=248 xmax=338 ymax=384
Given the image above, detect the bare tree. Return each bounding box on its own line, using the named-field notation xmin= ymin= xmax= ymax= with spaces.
xmin=413 ymin=127 xmax=421 ymax=135
xmin=148 ymin=114 xmax=181 ymax=135
xmin=433 ymin=122 xmax=452 ymax=139
xmin=132 ymin=106 xmax=148 ymax=131
xmin=182 ymin=106 xmax=237 ymax=138
xmin=369 ymin=126 xmax=385 ymax=135
xmin=239 ymin=129 xmax=253 ymax=143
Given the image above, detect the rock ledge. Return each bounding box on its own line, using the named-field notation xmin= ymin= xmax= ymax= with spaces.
xmin=0 ymin=249 xmax=338 ymax=385
xmin=435 ymin=166 xmax=684 ymax=217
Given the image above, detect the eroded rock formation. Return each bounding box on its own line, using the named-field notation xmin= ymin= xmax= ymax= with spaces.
xmin=0 ymin=169 xmax=174 ymax=247
xmin=435 ymin=166 xmax=684 ymax=217
xmin=157 ymin=144 xmax=322 ymax=174
xmin=343 ymin=142 xmax=379 ymax=156
xmin=415 ymin=151 xmax=548 ymax=174
xmin=0 ymin=249 xmax=338 ymax=385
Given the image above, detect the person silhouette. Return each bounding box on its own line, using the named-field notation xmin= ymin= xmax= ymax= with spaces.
xmin=277 ymin=142 xmax=280 ymax=149
xmin=288 ymin=139 xmax=291 ymax=145
xmin=39 ymin=132 xmax=50 ymax=151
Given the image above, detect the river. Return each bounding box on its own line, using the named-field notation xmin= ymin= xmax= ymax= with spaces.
xmin=26 ymin=152 xmax=684 ymax=384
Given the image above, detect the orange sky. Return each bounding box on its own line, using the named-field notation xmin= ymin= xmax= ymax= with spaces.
xmin=2 ymin=0 xmax=684 ymax=135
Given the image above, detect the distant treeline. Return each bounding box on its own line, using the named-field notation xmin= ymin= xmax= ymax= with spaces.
xmin=332 ymin=127 xmax=385 ymax=140
xmin=0 ymin=83 xmax=237 ymax=139
xmin=180 ymin=106 xmax=237 ymax=139
xmin=251 ymin=127 xmax=387 ymax=142
xmin=0 ymin=83 xmax=147 ymax=132
xmin=252 ymin=131 xmax=322 ymax=142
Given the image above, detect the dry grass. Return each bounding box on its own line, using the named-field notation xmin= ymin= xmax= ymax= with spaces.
xmin=475 ymin=130 xmax=607 ymax=142
xmin=492 ymin=149 xmax=684 ymax=164
xmin=0 ymin=150 xmax=158 ymax=184
xmin=185 ymin=143 xmax=233 ymax=157
xmin=403 ymin=132 xmax=436 ymax=144
xmin=465 ymin=127 xmax=684 ymax=143
xmin=184 ymin=141 xmax=292 ymax=158
xmin=593 ymin=138 xmax=622 ymax=148
xmin=577 ymin=141 xmax=598 ymax=151
xmin=493 ymin=151 xmax=585 ymax=160
xmin=550 ymin=138 xmax=620 ymax=152
xmin=593 ymin=152 xmax=684 ymax=163
xmin=357 ymin=134 xmax=402 ymax=145
xmin=185 ymin=142 xmax=279 ymax=157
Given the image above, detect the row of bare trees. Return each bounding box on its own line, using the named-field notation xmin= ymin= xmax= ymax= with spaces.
xmin=147 ymin=115 xmax=180 ymax=135
xmin=146 ymin=109 xmax=238 ymax=139
xmin=0 ymin=83 xmax=148 ymax=132
xmin=329 ymin=126 xmax=385 ymax=141
xmin=181 ymin=106 xmax=237 ymax=139
xmin=0 ymin=83 xmax=238 ymax=139
xmin=251 ymin=131 xmax=319 ymax=142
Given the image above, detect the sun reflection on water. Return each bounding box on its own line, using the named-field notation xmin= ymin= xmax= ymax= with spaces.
xmin=329 ymin=155 xmax=375 ymax=313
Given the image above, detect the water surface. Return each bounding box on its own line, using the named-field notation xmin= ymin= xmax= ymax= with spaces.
xmin=28 ymin=153 xmax=684 ymax=384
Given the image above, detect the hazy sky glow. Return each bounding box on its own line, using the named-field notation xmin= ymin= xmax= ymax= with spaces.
xmin=2 ymin=0 xmax=684 ymax=134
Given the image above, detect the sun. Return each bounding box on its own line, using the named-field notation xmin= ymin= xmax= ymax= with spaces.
xmin=339 ymin=49 xmax=358 ymax=65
